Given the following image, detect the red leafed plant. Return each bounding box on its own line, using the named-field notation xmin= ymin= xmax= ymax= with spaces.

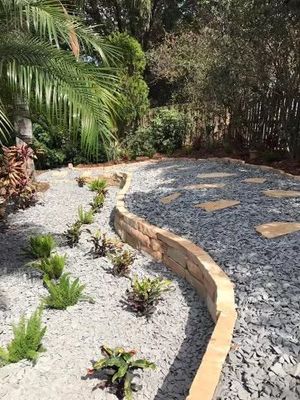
xmin=0 ymin=144 xmax=37 ymax=209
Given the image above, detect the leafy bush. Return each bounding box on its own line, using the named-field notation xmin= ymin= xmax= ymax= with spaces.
xmin=88 ymin=230 xmax=122 ymax=257
xmin=88 ymin=178 xmax=108 ymax=195
xmin=0 ymin=308 xmax=46 ymax=366
xmin=0 ymin=145 xmax=36 ymax=209
xmin=111 ymin=250 xmax=135 ymax=276
xmin=87 ymin=346 xmax=156 ymax=399
xmin=125 ymin=126 xmax=156 ymax=159
xmin=64 ymin=221 xmax=82 ymax=247
xmin=77 ymin=206 xmax=94 ymax=225
xmin=26 ymin=234 xmax=56 ymax=259
xmin=90 ymin=193 xmax=105 ymax=212
xmin=29 ymin=254 xmax=66 ymax=280
xmin=43 ymin=273 xmax=92 ymax=310
xmin=126 ymin=276 xmax=172 ymax=317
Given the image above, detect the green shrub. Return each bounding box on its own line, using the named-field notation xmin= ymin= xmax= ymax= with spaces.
xmin=26 ymin=234 xmax=56 ymax=259
xmin=111 ymin=250 xmax=135 ymax=276
xmin=29 ymin=254 xmax=66 ymax=280
xmin=87 ymin=346 xmax=156 ymax=399
xmin=126 ymin=276 xmax=172 ymax=317
xmin=125 ymin=126 xmax=156 ymax=159
xmin=64 ymin=221 xmax=82 ymax=247
xmin=88 ymin=179 xmax=108 ymax=194
xmin=0 ymin=308 xmax=46 ymax=366
xmin=43 ymin=273 xmax=93 ymax=310
xmin=77 ymin=206 xmax=94 ymax=224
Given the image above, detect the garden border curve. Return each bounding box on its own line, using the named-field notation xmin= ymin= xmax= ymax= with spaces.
xmin=114 ymin=172 xmax=237 ymax=400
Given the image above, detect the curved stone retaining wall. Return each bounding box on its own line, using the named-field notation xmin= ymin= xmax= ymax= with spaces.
xmin=114 ymin=172 xmax=237 ymax=400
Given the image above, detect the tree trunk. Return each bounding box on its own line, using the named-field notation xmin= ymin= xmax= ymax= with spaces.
xmin=13 ymin=95 xmax=35 ymax=178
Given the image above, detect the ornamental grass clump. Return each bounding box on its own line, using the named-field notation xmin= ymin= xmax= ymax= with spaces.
xmin=0 ymin=308 xmax=46 ymax=367
xmin=88 ymin=178 xmax=108 ymax=195
xmin=88 ymin=230 xmax=122 ymax=257
xmin=43 ymin=273 xmax=93 ymax=310
xmin=29 ymin=254 xmax=66 ymax=280
xmin=126 ymin=276 xmax=172 ymax=318
xmin=26 ymin=234 xmax=56 ymax=259
xmin=90 ymin=193 xmax=105 ymax=212
xmin=111 ymin=250 xmax=134 ymax=276
xmin=64 ymin=221 xmax=82 ymax=247
xmin=87 ymin=346 xmax=156 ymax=399
xmin=77 ymin=205 xmax=94 ymax=224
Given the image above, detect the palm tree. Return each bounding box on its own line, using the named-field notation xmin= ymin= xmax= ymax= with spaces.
xmin=0 ymin=0 xmax=120 ymax=157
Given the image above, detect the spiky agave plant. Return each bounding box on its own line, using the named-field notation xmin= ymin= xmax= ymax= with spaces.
xmin=126 ymin=276 xmax=172 ymax=318
xmin=87 ymin=346 xmax=156 ymax=399
xmin=0 ymin=308 xmax=46 ymax=366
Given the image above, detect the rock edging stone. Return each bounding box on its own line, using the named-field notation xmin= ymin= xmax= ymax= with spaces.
xmin=114 ymin=172 xmax=237 ymax=400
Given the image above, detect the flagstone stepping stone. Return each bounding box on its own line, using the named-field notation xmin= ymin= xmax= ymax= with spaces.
xmin=243 ymin=178 xmax=267 ymax=184
xmin=263 ymin=190 xmax=300 ymax=198
xmin=197 ymin=172 xmax=236 ymax=178
xmin=184 ymin=183 xmax=225 ymax=190
xmin=194 ymin=199 xmax=240 ymax=212
xmin=256 ymin=222 xmax=300 ymax=238
xmin=160 ymin=192 xmax=182 ymax=204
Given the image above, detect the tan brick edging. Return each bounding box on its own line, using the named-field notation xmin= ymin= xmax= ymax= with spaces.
xmin=114 ymin=172 xmax=237 ymax=400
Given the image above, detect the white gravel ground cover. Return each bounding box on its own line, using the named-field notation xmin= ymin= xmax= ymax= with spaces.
xmin=124 ymin=159 xmax=300 ymax=400
xmin=0 ymin=169 xmax=213 ymax=400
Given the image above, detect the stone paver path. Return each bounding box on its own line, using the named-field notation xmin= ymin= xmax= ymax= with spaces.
xmin=194 ymin=199 xmax=240 ymax=212
xmin=256 ymin=222 xmax=300 ymax=239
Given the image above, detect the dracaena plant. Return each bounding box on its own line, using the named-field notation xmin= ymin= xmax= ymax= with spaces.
xmin=88 ymin=230 xmax=122 ymax=257
xmin=88 ymin=178 xmax=108 ymax=195
xmin=0 ymin=145 xmax=36 ymax=209
xmin=111 ymin=250 xmax=135 ymax=277
xmin=26 ymin=234 xmax=56 ymax=259
xmin=87 ymin=346 xmax=156 ymax=400
xmin=125 ymin=276 xmax=172 ymax=318
xmin=64 ymin=221 xmax=82 ymax=247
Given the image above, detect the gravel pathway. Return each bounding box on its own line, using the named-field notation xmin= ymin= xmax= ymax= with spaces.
xmin=0 ymin=168 xmax=213 ymax=400
xmin=123 ymin=159 xmax=300 ymax=400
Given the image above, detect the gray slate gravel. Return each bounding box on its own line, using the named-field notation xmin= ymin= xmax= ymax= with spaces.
xmin=124 ymin=159 xmax=300 ymax=400
xmin=0 ymin=168 xmax=213 ymax=400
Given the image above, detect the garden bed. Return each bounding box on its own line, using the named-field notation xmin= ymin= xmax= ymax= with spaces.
xmin=0 ymin=169 xmax=213 ymax=400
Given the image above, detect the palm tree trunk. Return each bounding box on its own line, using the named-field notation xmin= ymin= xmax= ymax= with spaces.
xmin=13 ymin=94 xmax=35 ymax=177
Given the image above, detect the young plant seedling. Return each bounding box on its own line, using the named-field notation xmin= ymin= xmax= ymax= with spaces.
xmin=88 ymin=230 xmax=123 ymax=257
xmin=90 ymin=193 xmax=105 ymax=212
xmin=76 ymin=176 xmax=88 ymax=187
xmin=111 ymin=250 xmax=135 ymax=277
xmin=77 ymin=205 xmax=94 ymax=225
xmin=25 ymin=234 xmax=56 ymax=259
xmin=0 ymin=308 xmax=46 ymax=366
xmin=88 ymin=178 xmax=108 ymax=195
xmin=28 ymin=254 xmax=66 ymax=280
xmin=64 ymin=221 xmax=82 ymax=247
xmin=87 ymin=346 xmax=156 ymax=399
xmin=126 ymin=276 xmax=172 ymax=318
xmin=43 ymin=273 xmax=93 ymax=310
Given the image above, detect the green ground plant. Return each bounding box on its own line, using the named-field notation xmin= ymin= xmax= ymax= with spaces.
xmin=111 ymin=250 xmax=135 ymax=276
xmin=64 ymin=221 xmax=82 ymax=247
xmin=29 ymin=254 xmax=66 ymax=280
xmin=126 ymin=276 xmax=172 ymax=318
xmin=77 ymin=206 xmax=94 ymax=225
xmin=43 ymin=273 xmax=93 ymax=310
xmin=88 ymin=230 xmax=122 ymax=257
xmin=26 ymin=234 xmax=56 ymax=259
xmin=88 ymin=179 xmax=108 ymax=195
xmin=0 ymin=308 xmax=46 ymax=366
xmin=87 ymin=346 xmax=156 ymax=400
xmin=90 ymin=193 xmax=105 ymax=212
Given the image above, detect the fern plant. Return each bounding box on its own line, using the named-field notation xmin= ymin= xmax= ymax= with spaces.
xmin=26 ymin=234 xmax=56 ymax=258
xmin=77 ymin=206 xmax=94 ymax=224
xmin=64 ymin=221 xmax=82 ymax=247
xmin=90 ymin=193 xmax=105 ymax=212
xmin=126 ymin=276 xmax=172 ymax=318
xmin=43 ymin=273 xmax=93 ymax=310
xmin=111 ymin=250 xmax=135 ymax=277
xmin=87 ymin=346 xmax=156 ymax=399
xmin=0 ymin=308 xmax=46 ymax=366
xmin=88 ymin=178 xmax=108 ymax=194
xmin=88 ymin=230 xmax=122 ymax=257
xmin=29 ymin=254 xmax=66 ymax=280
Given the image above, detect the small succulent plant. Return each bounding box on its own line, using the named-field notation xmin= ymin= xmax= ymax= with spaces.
xmin=88 ymin=178 xmax=108 ymax=195
xmin=90 ymin=193 xmax=105 ymax=212
xmin=87 ymin=346 xmax=156 ymax=399
xmin=110 ymin=250 xmax=135 ymax=277
xmin=77 ymin=206 xmax=94 ymax=225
